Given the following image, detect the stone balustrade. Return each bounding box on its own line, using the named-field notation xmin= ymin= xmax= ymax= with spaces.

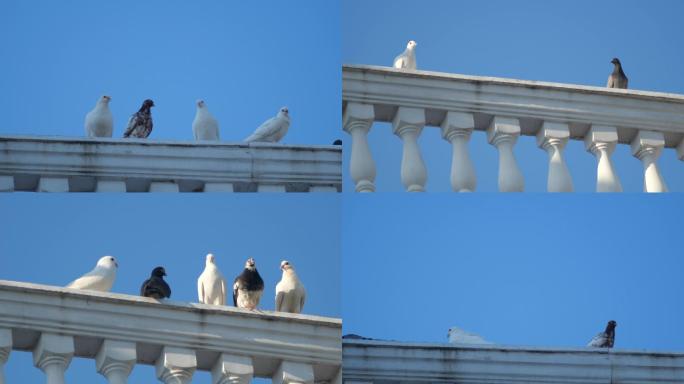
xmin=0 ymin=280 xmax=341 ymax=384
xmin=342 ymin=64 xmax=684 ymax=192
xmin=343 ymin=339 xmax=684 ymax=384
xmin=0 ymin=136 xmax=341 ymax=192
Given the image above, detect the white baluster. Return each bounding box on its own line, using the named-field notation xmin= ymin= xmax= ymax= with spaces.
xmin=584 ymin=125 xmax=623 ymax=192
xmin=487 ymin=116 xmax=524 ymax=192
xmin=149 ymin=182 xmax=180 ymax=192
xmin=37 ymin=177 xmax=69 ymax=192
xmin=204 ymin=183 xmax=235 ymax=192
xmin=33 ymin=333 xmax=74 ymax=384
xmin=631 ymin=130 xmax=668 ymax=192
xmin=211 ymin=353 xmax=253 ymax=384
xmin=331 ymin=367 xmax=342 ymax=384
xmin=155 ymin=347 xmax=196 ymax=384
xmin=537 ymin=122 xmax=573 ymax=192
xmin=392 ymin=107 xmax=427 ymax=192
xmin=272 ymin=361 xmax=314 ymax=384
xmin=343 ymin=103 xmax=376 ymax=192
xmin=96 ymin=340 xmax=136 ymax=384
xmin=0 ymin=176 xmax=13 ymax=192
xmin=96 ymin=180 xmax=127 ymax=192
xmin=440 ymin=111 xmax=476 ymax=192
xmin=0 ymin=329 xmax=11 ymax=384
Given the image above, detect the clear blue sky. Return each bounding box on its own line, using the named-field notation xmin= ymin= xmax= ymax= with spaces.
xmin=0 ymin=0 xmax=341 ymax=145
xmin=342 ymin=194 xmax=684 ymax=351
xmin=341 ymin=0 xmax=684 ymax=192
xmin=0 ymin=195 xmax=340 ymax=382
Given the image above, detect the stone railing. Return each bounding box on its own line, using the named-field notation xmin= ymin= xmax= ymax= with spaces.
xmin=343 ymin=339 xmax=684 ymax=384
xmin=0 ymin=280 xmax=341 ymax=384
xmin=342 ymin=64 xmax=684 ymax=192
xmin=0 ymin=136 xmax=341 ymax=192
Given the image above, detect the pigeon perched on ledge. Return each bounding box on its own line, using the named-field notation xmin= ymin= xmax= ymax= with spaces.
xmin=275 ymin=260 xmax=306 ymax=313
xmin=607 ymin=58 xmax=628 ymax=89
xmin=587 ymin=320 xmax=617 ymax=348
xmin=66 ymin=255 xmax=118 ymax=292
xmin=85 ymin=96 xmax=114 ymax=138
xmin=192 ymin=100 xmax=220 ymax=141
xmin=141 ymin=266 xmax=171 ymax=299
xmin=123 ymin=99 xmax=155 ymax=138
xmin=233 ymin=257 xmax=264 ymax=309
xmin=393 ymin=40 xmax=417 ymax=70
xmin=448 ymin=326 xmax=493 ymax=345
xmin=244 ymin=107 xmax=290 ymax=143
xmin=197 ymin=253 xmax=226 ymax=305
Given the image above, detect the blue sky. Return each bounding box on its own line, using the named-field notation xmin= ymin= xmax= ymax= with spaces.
xmin=342 ymin=194 xmax=684 ymax=351
xmin=0 ymin=195 xmax=340 ymax=382
xmin=0 ymin=0 xmax=341 ymax=145
xmin=341 ymin=0 xmax=684 ymax=192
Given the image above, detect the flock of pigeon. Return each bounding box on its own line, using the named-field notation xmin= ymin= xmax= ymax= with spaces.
xmin=392 ymin=40 xmax=630 ymax=89
xmin=65 ymin=254 xmax=306 ymax=314
xmin=85 ymin=97 xmax=291 ymax=143
xmin=446 ymin=320 xmax=617 ymax=348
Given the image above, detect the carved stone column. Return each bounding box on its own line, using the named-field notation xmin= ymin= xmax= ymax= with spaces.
xmin=584 ymin=125 xmax=623 ymax=192
xmin=631 ymin=130 xmax=668 ymax=192
xmin=487 ymin=116 xmax=524 ymax=192
xmin=96 ymin=340 xmax=136 ymax=384
xmin=392 ymin=107 xmax=427 ymax=192
xmin=343 ymin=103 xmax=376 ymax=192
xmin=32 ymin=333 xmax=74 ymax=384
xmin=155 ymin=347 xmax=196 ymax=384
xmin=211 ymin=353 xmax=253 ymax=384
xmin=272 ymin=361 xmax=314 ymax=384
xmin=0 ymin=329 xmax=11 ymax=384
xmin=440 ymin=111 xmax=476 ymax=192
xmin=537 ymin=122 xmax=573 ymax=192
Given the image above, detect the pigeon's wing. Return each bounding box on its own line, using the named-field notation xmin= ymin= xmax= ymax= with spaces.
xmin=624 ymin=77 xmax=628 ymax=89
xmin=587 ymin=332 xmax=605 ymax=347
xmin=299 ymin=287 xmax=306 ymax=313
xmin=245 ymin=117 xmax=280 ymax=142
xmin=232 ymin=279 xmax=239 ymax=306
xmin=140 ymin=278 xmax=150 ymax=296
xmin=162 ymin=279 xmax=171 ymax=298
xmin=123 ymin=114 xmax=138 ymax=137
xmin=607 ymin=75 xmax=614 ymax=88
xmin=393 ymin=53 xmax=405 ymax=69
xmin=275 ymin=291 xmax=285 ymax=312
xmin=197 ymin=276 xmax=205 ymax=303
xmin=219 ymin=277 xmax=226 ymax=306
xmin=66 ymin=270 xmax=101 ymax=289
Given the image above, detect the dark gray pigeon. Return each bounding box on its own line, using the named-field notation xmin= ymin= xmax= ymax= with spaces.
xmin=140 ymin=266 xmax=171 ymax=299
xmin=123 ymin=99 xmax=154 ymax=138
xmin=587 ymin=320 xmax=617 ymax=348
xmin=607 ymin=58 xmax=628 ymax=89
xmin=232 ymin=257 xmax=264 ymax=309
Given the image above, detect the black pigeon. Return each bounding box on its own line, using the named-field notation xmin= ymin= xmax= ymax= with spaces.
xmin=333 ymin=139 xmax=342 ymax=145
xmin=587 ymin=320 xmax=617 ymax=348
xmin=232 ymin=257 xmax=264 ymax=309
xmin=607 ymin=58 xmax=628 ymax=89
xmin=123 ymin=99 xmax=155 ymax=138
xmin=140 ymin=266 xmax=171 ymax=299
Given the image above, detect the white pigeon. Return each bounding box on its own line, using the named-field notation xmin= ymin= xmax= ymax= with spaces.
xmin=66 ymin=255 xmax=118 ymax=292
xmin=197 ymin=253 xmax=227 ymax=305
xmin=84 ymin=96 xmax=114 ymax=138
xmin=192 ymin=100 xmax=220 ymax=141
xmin=447 ymin=326 xmax=494 ymax=345
xmin=393 ymin=40 xmax=417 ymax=70
xmin=275 ymin=260 xmax=306 ymax=314
xmin=244 ymin=107 xmax=290 ymax=143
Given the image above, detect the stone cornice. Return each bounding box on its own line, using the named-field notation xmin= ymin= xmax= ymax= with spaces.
xmin=0 ymin=135 xmax=341 ymax=191
xmin=343 ymin=339 xmax=684 ymax=383
xmin=342 ymin=65 xmax=684 ymax=147
xmin=0 ymin=280 xmax=341 ymax=378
